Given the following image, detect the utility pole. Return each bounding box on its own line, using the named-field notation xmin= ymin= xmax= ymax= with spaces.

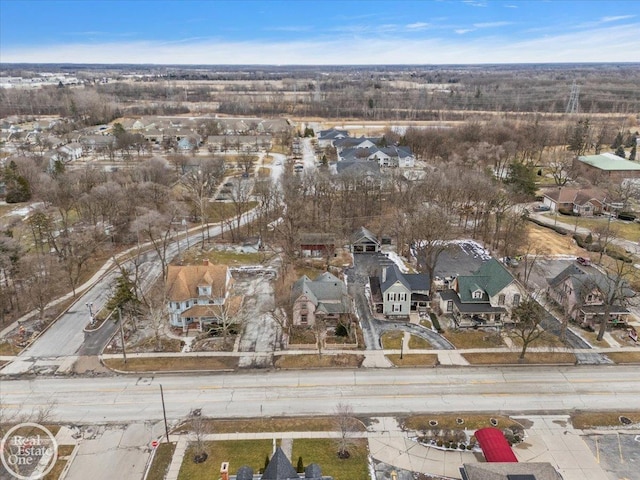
xmin=566 ymin=81 xmax=580 ymax=114
xmin=118 ymin=307 xmax=127 ymax=364
xmin=160 ymin=384 xmax=170 ymax=443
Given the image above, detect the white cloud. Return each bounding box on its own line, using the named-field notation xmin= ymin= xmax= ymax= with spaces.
xmin=600 ymin=15 xmax=635 ymax=22
xmin=2 ymin=23 xmax=639 ymax=64
xmin=472 ymin=21 xmax=512 ymax=28
xmin=406 ymin=22 xmax=430 ymax=30
xmin=455 ymin=29 xmax=474 ymax=34
xmin=504 ymin=4 xmax=518 ymax=8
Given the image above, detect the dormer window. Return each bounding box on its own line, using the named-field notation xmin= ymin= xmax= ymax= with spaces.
xmin=198 ymin=285 xmax=212 ymax=296
xmin=472 ymin=290 xmax=483 ymax=299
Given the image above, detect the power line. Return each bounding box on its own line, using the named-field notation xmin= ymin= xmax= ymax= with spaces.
xmin=565 ymin=81 xmax=580 ymax=114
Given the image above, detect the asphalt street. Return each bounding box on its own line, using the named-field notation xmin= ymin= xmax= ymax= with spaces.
xmin=2 ymin=365 xmax=639 ymax=424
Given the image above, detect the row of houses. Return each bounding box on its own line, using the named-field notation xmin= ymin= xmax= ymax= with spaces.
xmin=318 ymin=128 xmax=416 ymax=169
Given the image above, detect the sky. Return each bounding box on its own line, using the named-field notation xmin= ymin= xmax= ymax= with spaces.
xmin=0 ymin=0 xmax=639 ymax=65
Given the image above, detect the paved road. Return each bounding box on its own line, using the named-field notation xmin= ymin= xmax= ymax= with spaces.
xmin=2 ymin=365 xmax=639 ymax=423
xmin=7 ymin=213 xmax=259 ymax=365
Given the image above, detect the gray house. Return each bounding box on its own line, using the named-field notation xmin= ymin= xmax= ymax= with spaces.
xmin=371 ymin=263 xmax=430 ymax=317
xmin=291 ymin=272 xmax=351 ymax=326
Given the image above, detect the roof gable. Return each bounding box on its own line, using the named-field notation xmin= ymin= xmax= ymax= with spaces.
xmin=166 ymin=262 xmax=229 ymax=301
xmin=261 ymin=447 xmax=299 ymax=480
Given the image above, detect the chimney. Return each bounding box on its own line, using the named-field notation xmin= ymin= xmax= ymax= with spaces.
xmin=220 ymin=462 xmax=229 ymax=480
xmin=203 ymin=259 xmax=209 ymax=266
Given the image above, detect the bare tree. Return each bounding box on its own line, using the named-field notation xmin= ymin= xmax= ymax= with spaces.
xmin=408 ymin=205 xmax=453 ymax=296
xmin=508 ymin=298 xmax=545 ymax=360
xmin=334 ymin=402 xmax=358 ymax=459
xmin=312 ymin=318 xmax=327 ymax=357
xmin=594 ymin=260 xmax=636 ymax=342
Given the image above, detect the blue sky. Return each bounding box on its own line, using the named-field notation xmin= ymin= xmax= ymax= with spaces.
xmin=1 ymin=0 xmax=638 ymax=64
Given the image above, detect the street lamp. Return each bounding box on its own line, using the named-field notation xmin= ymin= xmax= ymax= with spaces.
xmin=86 ymin=302 xmax=95 ymax=327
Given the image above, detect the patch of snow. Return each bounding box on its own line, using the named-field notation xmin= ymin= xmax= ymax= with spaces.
xmin=448 ymin=239 xmax=491 ymax=260
xmin=384 ymin=251 xmax=410 ymax=273
xmin=5 ymin=202 xmax=45 ymax=218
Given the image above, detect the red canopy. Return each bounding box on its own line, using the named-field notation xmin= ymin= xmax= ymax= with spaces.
xmin=475 ymin=427 xmax=518 ymax=463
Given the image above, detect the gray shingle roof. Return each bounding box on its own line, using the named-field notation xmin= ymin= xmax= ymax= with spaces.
xmin=291 ymin=273 xmax=350 ymax=314
xmin=261 ymin=447 xmax=299 ymax=480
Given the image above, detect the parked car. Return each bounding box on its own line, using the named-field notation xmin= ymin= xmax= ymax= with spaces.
xmin=576 ymin=257 xmax=591 ymax=266
xmin=504 ymin=256 xmax=519 ymax=267
xmin=533 ymin=204 xmax=551 ymax=212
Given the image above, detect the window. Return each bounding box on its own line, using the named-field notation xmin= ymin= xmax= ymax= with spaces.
xmin=392 ymin=304 xmax=402 ymax=313
xmin=472 ymin=290 xmax=483 ymax=299
xmin=300 ymin=314 xmax=308 ymax=325
xmin=446 ymin=301 xmax=453 ymax=313
xmin=513 ymin=294 xmax=521 ymax=307
xmin=498 ymin=294 xmax=505 ymax=306
xmin=399 ymin=293 xmax=407 ymax=301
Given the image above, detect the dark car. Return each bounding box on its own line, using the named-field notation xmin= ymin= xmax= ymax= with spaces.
xmin=576 ymin=257 xmax=591 ymax=266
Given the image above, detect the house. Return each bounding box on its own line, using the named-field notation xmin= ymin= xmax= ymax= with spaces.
xmin=547 ymin=263 xmax=633 ymax=330
xmin=371 ymin=263 xmax=429 ymax=317
xmin=574 ymin=152 xmax=640 ymax=183
xmin=338 ymin=145 xmax=415 ymax=168
xmin=439 ymin=259 xmax=525 ymax=326
xmin=542 ymin=187 xmax=606 ymax=216
xmin=291 ymin=272 xmax=351 ymax=326
xmin=177 ymin=135 xmax=201 ymax=151
xmin=166 ymin=260 xmax=234 ymax=331
xmin=334 ymin=136 xmax=381 ymax=152
xmin=350 ymin=227 xmax=380 ymax=253
xmin=58 ymin=142 xmax=83 ymax=161
xmin=235 ymin=446 xmax=332 ymax=480
xmin=460 ymin=463 xmax=562 ymax=480
xmin=317 ymin=128 xmax=349 ymax=147
xmin=298 ymin=233 xmax=337 ymax=258
xmin=206 ymin=134 xmax=272 ymax=152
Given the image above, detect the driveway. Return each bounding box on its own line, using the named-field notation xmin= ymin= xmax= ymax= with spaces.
xmin=349 ymin=253 xmax=454 ymax=350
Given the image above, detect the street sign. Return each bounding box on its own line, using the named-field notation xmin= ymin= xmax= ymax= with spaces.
xmin=151 ymin=440 xmax=159 ymax=448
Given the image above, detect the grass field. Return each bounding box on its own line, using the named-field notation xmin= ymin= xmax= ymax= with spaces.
xmin=386 ymin=354 xmax=438 ymax=367
xmin=571 ymin=411 xmax=640 ymax=429
xmin=178 ymin=440 xmax=273 ymax=479
xmin=462 ymin=352 xmax=576 ymax=365
xmin=147 ymin=442 xmax=176 ymax=480
xmin=103 ymin=356 xmax=238 ymax=372
xmin=274 ymin=354 xmax=364 ymax=369
xmin=442 ymin=330 xmax=505 ymax=349
xmin=291 ymin=438 xmax=369 ymax=480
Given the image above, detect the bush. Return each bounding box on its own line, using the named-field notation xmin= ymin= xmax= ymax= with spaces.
xmin=436 ymin=439 xmax=443 ymax=447
xmin=429 ymin=313 xmax=443 ymax=333
xmin=617 ymin=212 xmax=637 ymax=221
xmin=297 ymin=456 xmax=304 ymax=473
xmin=335 ymin=323 xmax=349 ymax=337
xmin=558 ymin=207 xmax=578 ymax=216
xmin=607 ymin=250 xmax=633 ymax=263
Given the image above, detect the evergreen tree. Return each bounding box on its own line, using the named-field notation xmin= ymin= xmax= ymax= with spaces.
xmin=614 ymin=145 xmax=626 ymax=159
xmin=629 ymin=145 xmax=637 ymax=162
xmin=611 ymin=131 xmax=624 ymax=149
xmin=3 ymin=161 xmax=31 ymax=203
xmin=567 ymin=119 xmax=590 ymax=155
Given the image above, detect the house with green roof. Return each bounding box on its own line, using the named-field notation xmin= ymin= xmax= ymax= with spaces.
xmin=439 ymin=259 xmax=526 ymax=327
xmin=574 ymin=152 xmax=640 ymax=183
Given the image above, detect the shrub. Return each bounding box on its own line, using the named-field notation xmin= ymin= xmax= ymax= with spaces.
xmin=617 ymin=212 xmax=637 ymax=221
xmin=607 ymin=250 xmax=633 ymax=263
xmin=436 ymin=440 xmax=443 ymax=447
xmin=335 ymin=323 xmax=349 ymax=337
xmin=429 ymin=313 xmax=443 ymax=333
xmin=297 ymin=456 xmax=304 ymax=473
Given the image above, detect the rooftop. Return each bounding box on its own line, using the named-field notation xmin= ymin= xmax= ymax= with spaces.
xmin=578 ymin=153 xmax=640 ymax=171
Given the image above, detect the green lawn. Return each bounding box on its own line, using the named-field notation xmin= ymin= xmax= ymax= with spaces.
xmin=543 ymin=213 xmax=640 ymax=242
xmin=291 ymin=438 xmax=370 ymax=480
xmin=146 ymin=442 xmax=176 ymax=480
xmin=178 ymin=440 xmax=273 ymax=479
xmin=380 ymin=331 xmax=403 ymax=349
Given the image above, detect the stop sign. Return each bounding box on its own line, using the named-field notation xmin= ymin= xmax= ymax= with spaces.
xmin=151 ymin=440 xmax=159 ymax=448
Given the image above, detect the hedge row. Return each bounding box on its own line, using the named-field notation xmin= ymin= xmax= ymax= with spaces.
xmin=526 ymin=217 xmax=568 ymax=236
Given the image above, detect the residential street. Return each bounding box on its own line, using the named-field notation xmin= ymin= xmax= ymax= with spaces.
xmin=1 ymin=365 xmax=639 ymax=423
